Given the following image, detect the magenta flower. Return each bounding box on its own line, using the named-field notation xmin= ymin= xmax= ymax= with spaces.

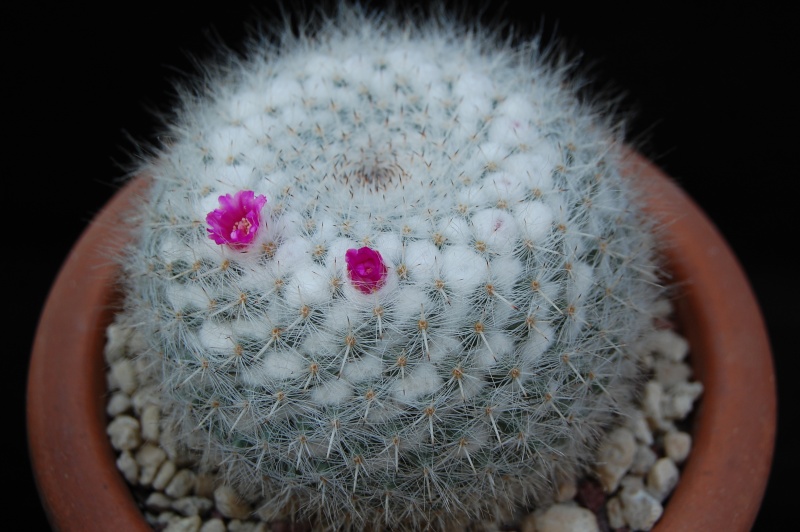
xmin=345 ymin=247 xmax=388 ymax=294
xmin=206 ymin=190 xmax=268 ymax=249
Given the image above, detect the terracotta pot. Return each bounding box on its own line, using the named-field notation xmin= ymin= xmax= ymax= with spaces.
xmin=27 ymin=151 xmax=776 ymax=531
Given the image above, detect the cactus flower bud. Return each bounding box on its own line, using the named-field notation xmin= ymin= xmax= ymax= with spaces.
xmin=205 ymin=190 xmax=267 ymax=249
xmin=345 ymin=246 xmax=388 ymax=293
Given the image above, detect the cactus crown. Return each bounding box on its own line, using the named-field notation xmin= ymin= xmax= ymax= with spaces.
xmin=117 ymin=2 xmax=667 ymax=530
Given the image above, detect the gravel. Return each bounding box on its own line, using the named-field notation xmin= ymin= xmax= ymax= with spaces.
xmin=104 ymin=299 xmax=702 ymax=532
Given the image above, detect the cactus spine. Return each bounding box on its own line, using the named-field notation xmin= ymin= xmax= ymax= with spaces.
xmin=117 ymin=3 xmax=666 ymax=530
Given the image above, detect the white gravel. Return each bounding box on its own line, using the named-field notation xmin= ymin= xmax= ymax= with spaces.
xmin=105 ymin=300 xmax=702 ymax=532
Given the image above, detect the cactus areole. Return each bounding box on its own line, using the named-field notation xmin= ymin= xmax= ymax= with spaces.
xmin=116 ymin=5 xmax=669 ymax=530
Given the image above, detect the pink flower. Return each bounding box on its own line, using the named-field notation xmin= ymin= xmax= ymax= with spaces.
xmin=206 ymin=190 xmax=268 ymax=249
xmin=345 ymin=247 xmax=388 ymax=294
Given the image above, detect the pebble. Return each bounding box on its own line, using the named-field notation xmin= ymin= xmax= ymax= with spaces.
xmin=145 ymin=492 xmax=174 ymax=513
xmin=630 ymin=444 xmax=658 ymax=476
xmin=103 ymin=322 xmax=130 ymax=364
xmin=646 ymin=457 xmax=680 ymax=502
xmin=641 ymin=381 xmax=665 ymax=430
xmin=664 ymin=431 xmax=692 ymax=463
xmin=595 ymin=426 xmax=636 ymax=492
xmin=163 ymin=515 xmax=202 ymax=532
xmin=106 ymin=391 xmax=132 ymax=417
xmin=107 ymin=414 xmax=141 ymax=451
xmin=662 ymin=382 xmax=704 ymax=420
xmin=629 ymin=410 xmax=654 ymax=445
xmin=530 ymin=503 xmax=600 ymax=532
xmin=110 ymin=358 xmax=138 ymax=395
xmin=132 ymin=385 xmax=159 ymax=416
xmin=152 ymin=460 xmax=177 ymax=491
xmin=605 ymin=496 xmax=625 ymax=529
xmin=619 ymin=482 xmax=663 ymax=531
xmin=643 ymin=328 xmax=689 ymax=362
xmin=140 ymin=403 xmax=161 ymax=442
xmin=653 ymin=359 xmax=692 ymax=388
xmin=116 ymin=450 xmax=139 ymax=484
xmin=214 ymin=485 xmax=253 ymax=520
xmin=154 ymin=511 xmax=178 ymax=527
xmin=200 ymin=519 xmax=227 ymax=532
xmin=136 ymin=443 xmax=167 ymax=486
xmin=172 ymin=496 xmax=215 ymax=517
xmin=166 ymin=469 xmax=197 ymax=499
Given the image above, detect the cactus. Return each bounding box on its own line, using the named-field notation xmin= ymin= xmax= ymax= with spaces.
xmin=116 ymin=2 xmax=667 ymax=530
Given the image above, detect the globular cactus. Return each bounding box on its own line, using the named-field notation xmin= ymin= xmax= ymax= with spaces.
xmin=117 ymin=3 xmax=666 ymax=530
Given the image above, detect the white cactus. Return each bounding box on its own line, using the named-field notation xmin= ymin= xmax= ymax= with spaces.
xmin=116 ymin=2 xmax=667 ymax=530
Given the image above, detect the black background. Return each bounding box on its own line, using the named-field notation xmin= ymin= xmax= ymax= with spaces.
xmin=14 ymin=1 xmax=793 ymax=530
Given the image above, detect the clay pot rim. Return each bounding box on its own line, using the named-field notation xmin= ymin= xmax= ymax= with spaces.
xmin=27 ymin=151 xmax=776 ymax=531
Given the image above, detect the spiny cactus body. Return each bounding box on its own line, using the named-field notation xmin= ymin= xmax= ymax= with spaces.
xmin=118 ymin=4 xmax=666 ymax=530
